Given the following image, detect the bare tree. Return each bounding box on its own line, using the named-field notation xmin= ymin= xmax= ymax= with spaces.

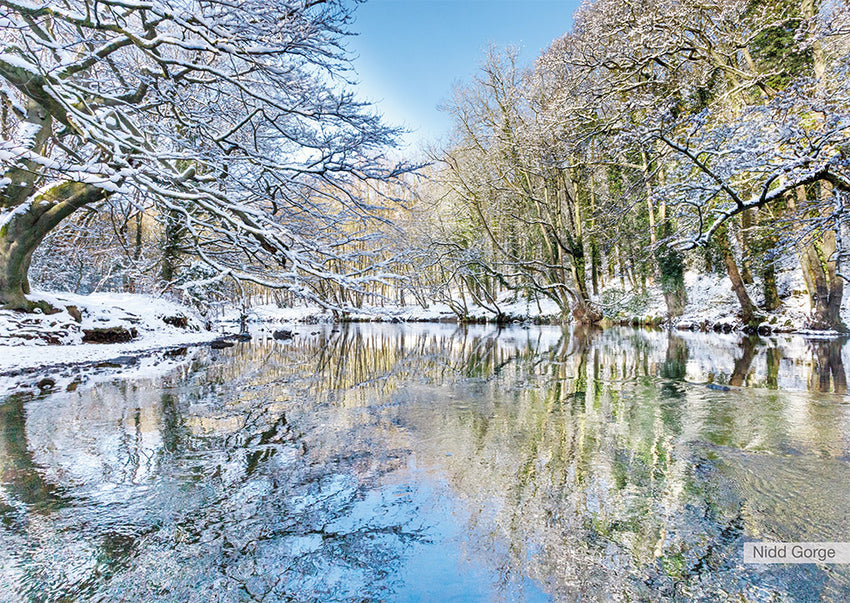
xmin=435 ymin=49 xmax=602 ymax=323
xmin=542 ymin=0 xmax=850 ymax=328
xmin=0 ymin=0 xmax=411 ymax=311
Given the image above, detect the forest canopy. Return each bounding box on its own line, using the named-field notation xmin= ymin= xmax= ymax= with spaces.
xmin=413 ymin=0 xmax=850 ymax=330
xmin=0 ymin=0 xmax=410 ymax=312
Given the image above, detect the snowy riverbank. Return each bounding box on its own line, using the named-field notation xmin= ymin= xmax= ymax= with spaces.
xmin=0 ymin=292 xmax=219 ymax=376
xmin=219 ymin=265 xmax=838 ymax=334
xmin=601 ymin=265 xmax=820 ymax=334
xmin=0 ymin=261 xmax=846 ymax=381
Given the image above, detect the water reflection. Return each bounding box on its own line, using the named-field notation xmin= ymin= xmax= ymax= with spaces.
xmin=1 ymin=325 xmax=850 ymax=601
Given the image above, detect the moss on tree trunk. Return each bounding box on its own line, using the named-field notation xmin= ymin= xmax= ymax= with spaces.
xmin=0 ymin=182 xmax=107 ymax=311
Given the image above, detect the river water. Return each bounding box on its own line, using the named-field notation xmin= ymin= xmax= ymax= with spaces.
xmin=1 ymin=325 xmax=850 ymax=601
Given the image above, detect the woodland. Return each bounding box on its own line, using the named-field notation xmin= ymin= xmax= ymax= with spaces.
xmin=1 ymin=0 xmax=849 ymax=331
xmin=3 ymin=3 xmax=850 ymax=599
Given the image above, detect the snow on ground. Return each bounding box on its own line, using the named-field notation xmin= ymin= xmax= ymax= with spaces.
xmin=0 ymin=346 xmax=209 ymax=400
xmin=214 ymin=265 xmax=840 ymax=335
xmin=0 ymin=260 xmax=845 ymax=388
xmin=672 ymin=265 xmax=812 ymax=332
xmin=343 ymin=297 xmax=562 ymax=323
xmin=221 ymin=296 xmax=562 ymax=328
xmin=350 ymin=302 xmax=460 ymax=322
xmin=593 ymin=265 xmax=818 ymax=333
xmin=218 ymin=303 xmax=333 ymax=326
xmin=676 ymin=271 xmax=741 ymax=327
xmin=0 ymin=291 xmax=219 ymax=375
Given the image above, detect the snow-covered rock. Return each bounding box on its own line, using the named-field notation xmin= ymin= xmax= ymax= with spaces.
xmin=0 ymin=291 xmax=217 ymax=374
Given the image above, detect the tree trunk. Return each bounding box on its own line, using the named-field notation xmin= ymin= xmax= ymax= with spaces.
xmin=0 ymin=225 xmax=36 ymax=310
xmin=126 ymin=210 xmax=144 ymax=293
xmin=589 ymin=171 xmax=600 ymax=296
xmin=0 ymin=182 xmax=106 ymax=310
xmin=590 ymin=241 xmax=599 ymax=296
xmin=616 ymin=243 xmax=627 ymax=288
xmin=571 ymin=295 xmax=602 ymax=324
xmin=762 ymin=261 xmax=781 ymax=311
xmin=821 ymin=228 xmax=844 ymax=328
xmin=569 ymin=244 xmax=601 ymax=324
xmin=160 ymin=209 xmax=186 ymax=285
xmin=790 ymin=188 xmax=845 ymax=331
xmin=716 ymin=227 xmax=759 ymax=326
xmin=800 ymin=230 xmax=845 ymax=330
xmin=740 ymin=211 xmax=755 ymax=284
xmin=655 ymin=223 xmax=686 ymax=318
xmin=754 ymin=209 xmax=781 ymax=310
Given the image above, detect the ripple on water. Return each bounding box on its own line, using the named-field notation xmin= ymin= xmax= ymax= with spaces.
xmin=1 ymin=325 xmax=850 ymax=600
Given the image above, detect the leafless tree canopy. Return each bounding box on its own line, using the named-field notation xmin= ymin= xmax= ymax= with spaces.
xmin=0 ymin=0 xmax=411 ymax=309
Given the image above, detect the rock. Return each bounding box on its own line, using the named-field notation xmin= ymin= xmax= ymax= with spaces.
xmin=272 ymin=329 xmax=293 ymax=340
xmin=162 ymin=315 xmax=188 ymax=328
xmin=95 ymin=356 xmax=138 ymax=368
xmin=210 ymin=340 xmax=235 ymax=349
xmin=235 ymin=332 xmax=252 ymax=342
xmin=37 ymin=378 xmax=55 ymax=391
xmin=65 ymin=305 xmax=83 ymax=323
xmin=41 ymin=333 xmax=63 ymax=345
xmin=82 ymin=326 xmax=138 ymax=343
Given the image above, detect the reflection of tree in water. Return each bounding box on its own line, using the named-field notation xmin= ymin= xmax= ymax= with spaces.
xmin=2 ymin=326 xmax=850 ymax=600
xmin=0 ymin=393 xmax=68 ymax=510
xmin=392 ymin=328 xmax=850 ymax=600
xmin=0 ymin=361 xmax=432 ymax=601
xmin=809 ymin=338 xmax=848 ymax=393
xmin=661 ymin=331 xmax=689 ymax=381
xmin=729 ymin=335 xmax=758 ymax=387
xmin=207 ymin=325 xmax=850 ymax=397
xmin=0 ymin=326 xmax=568 ymax=600
xmin=105 ymin=427 xmax=431 ymax=601
xmin=403 ymin=333 xmax=693 ymax=598
xmin=707 ymin=333 xmax=848 ymax=394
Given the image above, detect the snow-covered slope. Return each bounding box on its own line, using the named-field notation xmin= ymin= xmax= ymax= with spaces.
xmin=0 ymin=291 xmax=217 ymax=373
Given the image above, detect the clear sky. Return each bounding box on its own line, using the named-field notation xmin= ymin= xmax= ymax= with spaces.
xmin=348 ymin=0 xmax=581 ymax=152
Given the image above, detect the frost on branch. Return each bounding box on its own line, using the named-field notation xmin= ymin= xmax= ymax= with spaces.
xmin=0 ymin=0 xmax=414 ymax=310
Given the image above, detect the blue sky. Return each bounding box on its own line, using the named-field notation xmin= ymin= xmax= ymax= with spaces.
xmin=348 ymin=0 xmax=580 ymax=152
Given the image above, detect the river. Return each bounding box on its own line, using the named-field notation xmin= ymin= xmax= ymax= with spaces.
xmin=1 ymin=324 xmax=849 ymax=601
